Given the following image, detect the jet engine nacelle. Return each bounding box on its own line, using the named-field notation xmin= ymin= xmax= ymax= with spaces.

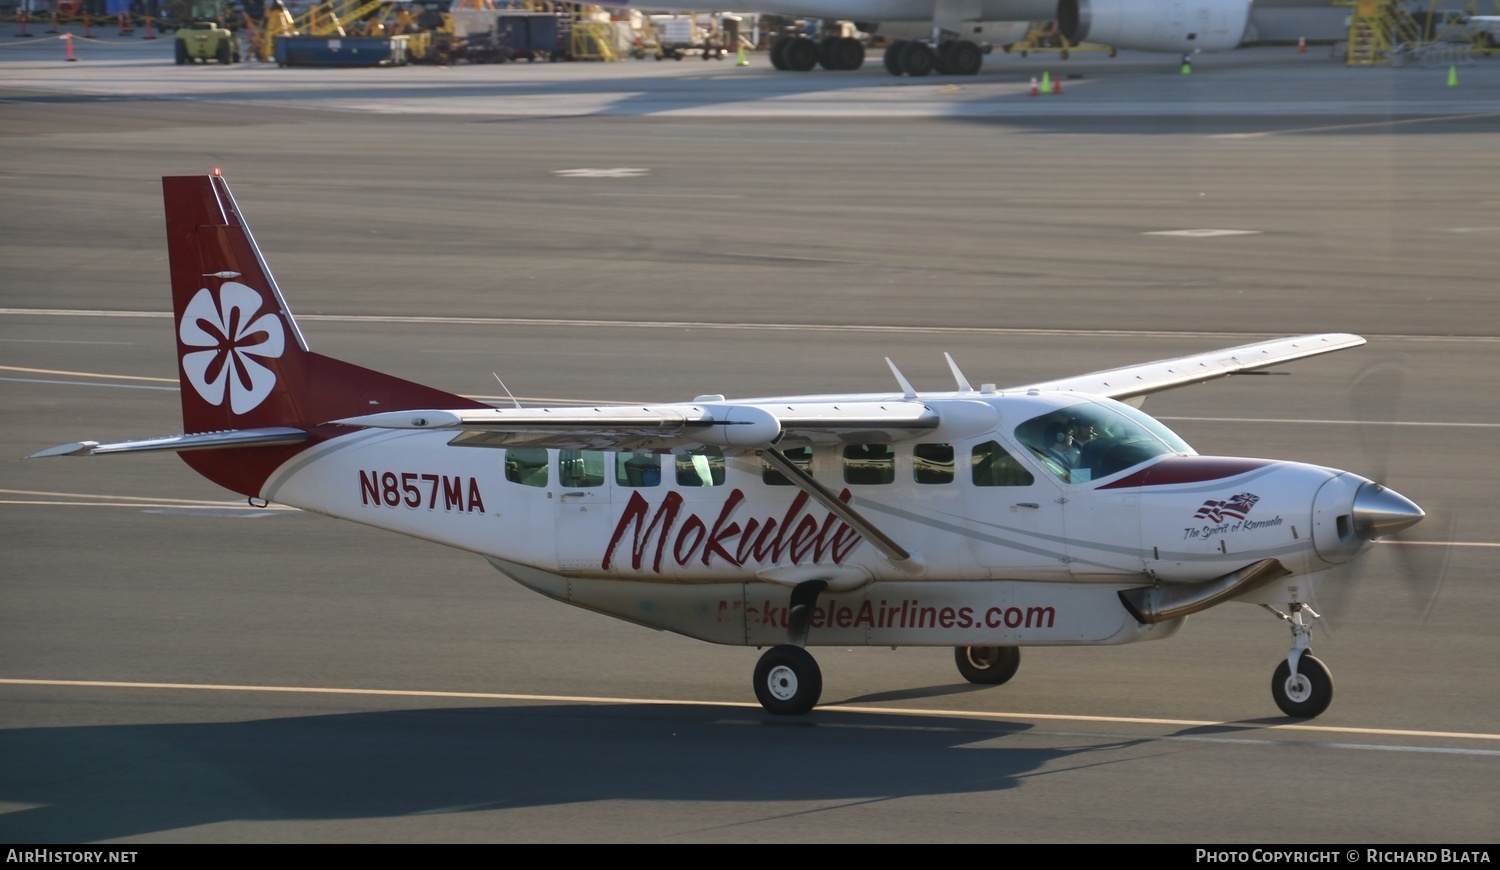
xmin=1058 ymin=0 xmax=1253 ymax=52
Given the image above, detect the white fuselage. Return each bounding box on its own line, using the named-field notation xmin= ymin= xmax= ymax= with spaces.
xmin=256 ymin=391 xmax=1348 ymax=649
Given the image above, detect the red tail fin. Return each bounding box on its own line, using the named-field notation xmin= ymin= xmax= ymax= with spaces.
xmin=165 ymin=173 xmax=311 ymax=432
xmin=163 ymin=174 xmax=486 ymax=495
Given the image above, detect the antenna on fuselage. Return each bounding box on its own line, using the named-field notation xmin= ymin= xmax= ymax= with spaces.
xmin=885 ymin=358 xmax=918 ymax=398
xmin=492 ymin=373 xmax=523 ymax=409
xmin=944 ymin=352 xmax=974 ymax=393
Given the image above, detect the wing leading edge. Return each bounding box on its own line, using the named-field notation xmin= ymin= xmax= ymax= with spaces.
xmin=327 ymin=334 xmax=1363 ymax=451
xmin=1014 ymin=333 xmax=1365 ymax=402
xmin=333 ymin=401 xmax=944 ymax=452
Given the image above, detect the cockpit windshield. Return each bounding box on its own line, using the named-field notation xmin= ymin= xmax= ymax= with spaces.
xmin=1014 ymin=399 xmax=1195 ymax=483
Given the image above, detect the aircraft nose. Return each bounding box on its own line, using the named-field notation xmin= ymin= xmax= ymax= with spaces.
xmin=1352 ymin=482 xmax=1425 ymax=539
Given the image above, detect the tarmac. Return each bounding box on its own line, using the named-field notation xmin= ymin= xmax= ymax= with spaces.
xmin=3 ymin=21 xmax=1500 ymax=119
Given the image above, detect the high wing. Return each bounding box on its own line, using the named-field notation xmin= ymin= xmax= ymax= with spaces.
xmin=1011 ymin=333 xmax=1366 ymax=403
xmin=333 ymin=400 xmax=947 ymax=451
xmin=29 ymin=334 xmax=1363 ymax=460
xmin=330 ymin=333 xmax=1364 ymax=451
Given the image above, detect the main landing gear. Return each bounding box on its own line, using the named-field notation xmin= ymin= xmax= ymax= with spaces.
xmin=768 ymin=35 xmax=983 ymax=76
xmin=753 ymin=579 xmax=827 ymax=714
xmin=882 ymin=39 xmax=984 ymax=77
xmin=1266 ymin=601 xmax=1334 ymax=718
xmin=955 ymin=645 xmax=1021 ymax=684
xmin=768 ymin=34 xmax=865 ymax=71
xmin=754 ymin=644 xmax=823 ymax=715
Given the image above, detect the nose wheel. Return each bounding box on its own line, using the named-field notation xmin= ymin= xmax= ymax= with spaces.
xmin=1272 ymin=652 xmax=1333 ymax=718
xmin=1265 ymin=602 xmax=1335 ymax=718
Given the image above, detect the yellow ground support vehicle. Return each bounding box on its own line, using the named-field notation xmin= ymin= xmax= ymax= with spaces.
xmin=175 ymin=0 xmax=242 ymax=64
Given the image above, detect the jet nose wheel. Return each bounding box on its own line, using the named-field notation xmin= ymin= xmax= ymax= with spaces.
xmin=955 ymin=646 xmax=1021 ymax=685
xmin=754 ymin=645 xmax=822 ymax=715
xmin=1272 ymin=653 xmax=1334 ymax=718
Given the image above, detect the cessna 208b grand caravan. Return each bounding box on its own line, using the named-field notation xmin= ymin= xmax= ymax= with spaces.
xmin=609 ymin=0 xmax=1259 ymax=75
xmin=34 ymin=174 xmax=1424 ymax=718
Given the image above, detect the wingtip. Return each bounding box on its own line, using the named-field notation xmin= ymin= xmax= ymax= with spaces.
xmin=27 ymin=441 xmax=100 ymax=459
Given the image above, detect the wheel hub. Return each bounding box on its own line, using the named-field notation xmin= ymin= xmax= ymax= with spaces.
xmin=968 ymin=648 xmax=999 ymax=669
xmin=767 ymin=665 xmax=799 ymax=701
xmin=1284 ymin=674 xmax=1312 ymax=703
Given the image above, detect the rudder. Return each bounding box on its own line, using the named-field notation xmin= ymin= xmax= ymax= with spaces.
xmin=164 ymin=173 xmax=310 ymax=433
xmin=162 ymin=173 xmax=487 ymax=496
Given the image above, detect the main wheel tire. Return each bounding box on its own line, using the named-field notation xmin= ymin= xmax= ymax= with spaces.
xmin=832 ymin=36 xmax=864 ymax=70
xmin=175 ymin=40 xmax=188 ymax=64
xmin=955 ymin=646 xmax=1021 ymax=685
xmin=783 ymin=36 xmax=817 ymax=72
xmin=948 ymin=39 xmax=982 ymax=75
xmin=816 ymin=35 xmax=838 ymax=70
xmin=769 ymin=34 xmax=791 ymax=70
xmin=1272 ymin=653 xmax=1333 ymax=718
xmin=898 ymin=40 xmax=934 ymax=76
xmin=883 ymin=40 xmax=906 ymax=75
xmin=934 ymin=41 xmax=953 ymax=74
xmin=754 ymin=644 xmax=822 ymax=715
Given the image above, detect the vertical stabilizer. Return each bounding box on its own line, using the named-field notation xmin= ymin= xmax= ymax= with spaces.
xmin=162 ymin=174 xmax=487 ymax=496
xmin=165 ymin=173 xmax=310 ymax=433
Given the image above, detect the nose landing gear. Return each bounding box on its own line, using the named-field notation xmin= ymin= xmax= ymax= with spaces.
xmin=1265 ymin=601 xmax=1334 ymax=718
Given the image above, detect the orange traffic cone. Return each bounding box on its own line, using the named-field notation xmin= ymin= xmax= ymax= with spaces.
xmin=1029 ymin=75 xmax=1039 ymax=96
xmin=1297 ymin=36 xmax=1306 ymax=53
xmin=143 ymin=14 xmax=155 ymax=39
xmin=1052 ymin=75 xmax=1061 ymax=94
xmin=65 ymin=32 xmax=76 ymax=61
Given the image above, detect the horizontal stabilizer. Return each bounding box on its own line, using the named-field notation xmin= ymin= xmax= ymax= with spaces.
xmin=28 ymin=427 xmax=308 ymax=459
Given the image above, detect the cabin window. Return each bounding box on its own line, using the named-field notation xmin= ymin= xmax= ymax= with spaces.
xmin=843 ymin=443 xmax=894 ymax=485
xmin=913 ymin=443 xmax=954 ymax=484
xmin=675 ymin=447 xmax=725 ymax=487
xmin=762 ymin=446 xmax=813 ymax=486
xmin=615 ymin=451 xmax=662 ymax=488
xmin=971 ymin=441 xmax=1035 ymax=487
xmin=559 ymin=449 xmax=606 ymax=488
xmin=504 ymin=448 xmax=549 ymax=488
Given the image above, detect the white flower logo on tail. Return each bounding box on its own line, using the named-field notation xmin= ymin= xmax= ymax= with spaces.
xmin=179 ymin=282 xmax=285 ymax=415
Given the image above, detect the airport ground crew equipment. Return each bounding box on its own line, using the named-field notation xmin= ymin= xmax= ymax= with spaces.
xmin=1003 ymin=20 xmax=1115 ymax=59
xmin=174 ymin=0 xmax=240 ymax=63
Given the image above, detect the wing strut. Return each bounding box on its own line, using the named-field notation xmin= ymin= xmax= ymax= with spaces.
xmin=758 ymin=447 xmax=924 ymax=575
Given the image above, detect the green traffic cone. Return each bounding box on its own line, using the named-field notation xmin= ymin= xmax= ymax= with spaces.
xmin=1447 ymin=65 xmax=1457 ymax=87
xmin=1181 ymin=60 xmax=1192 ymax=74
xmin=1041 ymin=70 xmax=1052 ymax=92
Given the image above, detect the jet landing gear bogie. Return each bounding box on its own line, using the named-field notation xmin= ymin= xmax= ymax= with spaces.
xmin=769 ymin=34 xmax=818 ymax=71
xmin=754 ymin=644 xmax=823 ymax=715
xmin=771 ymin=34 xmax=864 ymax=71
xmin=1266 ymin=601 xmax=1334 ymax=718
xmin=955 ymin=646 xmax=1021 ymax=685
xmin=883 ymin=39 xmax=982 ymax=77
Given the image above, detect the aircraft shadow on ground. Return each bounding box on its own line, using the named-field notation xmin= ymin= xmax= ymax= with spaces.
xmin=0 ymin=702 xmax=1128 ymax=841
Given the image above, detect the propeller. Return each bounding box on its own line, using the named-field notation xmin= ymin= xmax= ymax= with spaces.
xmin=1319 ymin=356 xmax=1453 ymax=627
